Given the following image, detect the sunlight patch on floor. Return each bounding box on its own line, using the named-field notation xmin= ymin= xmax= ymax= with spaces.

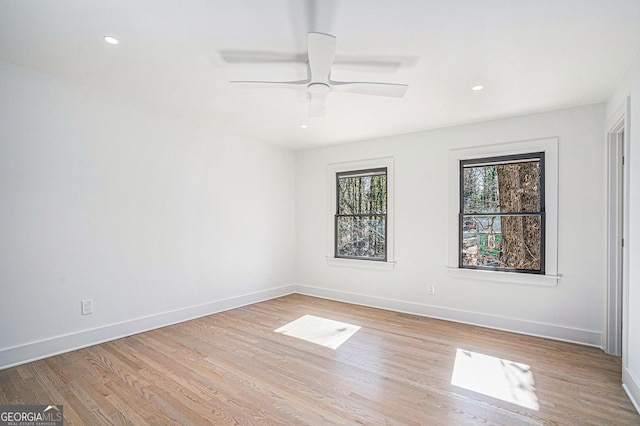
xmin=451 ymin=348 xmax=539 ymax=411
xmin=274 ymin=314 xmax=361 ymax=349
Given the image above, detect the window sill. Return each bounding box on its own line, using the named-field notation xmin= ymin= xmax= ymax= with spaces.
xmin=447 ymin=266 xmax=560 ymax=286
xmin=326 ymin=257 xmax=396 ymax=271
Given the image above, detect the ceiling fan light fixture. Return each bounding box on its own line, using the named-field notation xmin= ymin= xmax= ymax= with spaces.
xmin=103 ymin=35 xmax=119 ymax=45
xmin=307 ymin=82 xmax=331 ymax=95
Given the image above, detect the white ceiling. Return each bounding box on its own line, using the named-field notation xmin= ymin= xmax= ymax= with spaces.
xmin=2 ymin=0 xmax=640 ymax=150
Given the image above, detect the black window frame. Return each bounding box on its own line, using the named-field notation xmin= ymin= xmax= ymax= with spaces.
xmin=335 ymin=167 xmax=388 ymax=262
xmin=459 ymin=152 xmax=546 ymax=274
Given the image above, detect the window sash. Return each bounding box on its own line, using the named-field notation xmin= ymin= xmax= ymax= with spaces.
xmin=337 ymin=168 xmax=387 ymax=179
xmin=336 ymin=168 xmax=387 ymax=261
xmin=335 ymin=215 xmax=387 ymax=261
xmin=459 ymin=153 xmax=545 ymax=274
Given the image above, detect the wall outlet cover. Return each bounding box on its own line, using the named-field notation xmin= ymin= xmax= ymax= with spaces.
xmin=81 ymin=299 xmax=93 ymax=315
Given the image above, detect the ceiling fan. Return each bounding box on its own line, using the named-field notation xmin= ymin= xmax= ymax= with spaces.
xmin=230 ymin=32 xmax=408 ymax=117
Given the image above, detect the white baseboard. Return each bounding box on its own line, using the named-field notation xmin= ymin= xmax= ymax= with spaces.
xmin=623 ymin=366 xmax=640 ymax=414
xmin=295 ymin=285 xmax=602 ymax=347
xmin=0 ymin=285 xmax=295 ymax=370
xmin=0 ymin=284 xmax=605 ymax=371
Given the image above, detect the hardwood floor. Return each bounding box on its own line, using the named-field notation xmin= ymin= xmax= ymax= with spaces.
xmin=1 ymin=294 xmax=638 ymax=425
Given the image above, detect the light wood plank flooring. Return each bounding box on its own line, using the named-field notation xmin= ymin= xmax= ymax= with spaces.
xmin=1 ymin=294 xmax=638 ymax=425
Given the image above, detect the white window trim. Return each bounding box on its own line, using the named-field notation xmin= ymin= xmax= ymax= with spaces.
xmin=448 ymin=138 xmax=560 ymax=286
xmin=327 ymin=157 xmax=395 ymax=270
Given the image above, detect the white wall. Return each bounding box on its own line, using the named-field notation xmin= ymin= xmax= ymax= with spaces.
xmin=0 ymin=61 xmax=296 ymax=368
xmin=608 ymin=51 xmax=640 ymax=411
xmin=0 ymin=53 xmax=625 ymax=387
xmin=296 ymin=104 xmax=606 ymax=346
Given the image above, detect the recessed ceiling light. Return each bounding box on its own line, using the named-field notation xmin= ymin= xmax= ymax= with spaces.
xmin=103 ymin=36 xmax=119 ymax=45
xmin=472 ymin=85 xmax=484 ymax=91
xmin=300 ymin=124 xmax=308 ymax=129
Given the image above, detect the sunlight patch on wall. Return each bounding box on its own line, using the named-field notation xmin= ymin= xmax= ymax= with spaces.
xmin=274 ymin=314 xmax=360 ymax=350
xmin=451 ymin=348 xmax=539 ymax=410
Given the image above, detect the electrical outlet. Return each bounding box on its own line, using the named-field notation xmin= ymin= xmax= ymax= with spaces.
xmin=81 ymin=299 xmax=93 ymax=315
xmin=428 ymin=284 xmax=436 ymax=296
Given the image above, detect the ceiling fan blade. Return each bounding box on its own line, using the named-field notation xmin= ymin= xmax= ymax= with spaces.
xmin=230 ymin=80 xmax=308 ymax=90
xmin=308 ymin=93 xmax=327 ymax=117
xmin=330 ymin=81 xmax=408 ymax=97
xmin=221 ymin=50 xmax=307 ymax=64
xmin=307 ymin=32 xmax=336 ymax=84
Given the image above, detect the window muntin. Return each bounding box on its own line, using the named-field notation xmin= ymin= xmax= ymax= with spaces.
xmin=335 ymin=168 xmax=387 ymax=261
xmin=460 ymin=153 xmax=545 ymax=274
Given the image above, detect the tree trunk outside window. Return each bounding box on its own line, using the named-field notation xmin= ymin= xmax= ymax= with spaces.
xmin=497 ymin=163 xmax=541 ymax=270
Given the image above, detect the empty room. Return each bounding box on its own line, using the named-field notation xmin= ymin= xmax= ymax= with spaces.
xmin=2 ymin=1 xmax=640 ymax=424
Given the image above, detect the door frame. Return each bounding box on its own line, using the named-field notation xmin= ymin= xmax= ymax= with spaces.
xmin=606 ymin=97 xmax=630 ymax=356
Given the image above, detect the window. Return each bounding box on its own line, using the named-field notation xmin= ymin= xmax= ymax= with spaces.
xmin=335 ymin=168 xmax=387 ymax=261
xmin=327 ymin=157 xmax=395 ymax=270
xmin=460 ymin=153 xmax=545 ymax=274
